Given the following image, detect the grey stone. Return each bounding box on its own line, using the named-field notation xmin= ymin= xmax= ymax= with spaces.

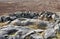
xmin=30 ymin=33 xmax=43 ymax=39
xmin=44 ymin=28 xmax=56 ymax=39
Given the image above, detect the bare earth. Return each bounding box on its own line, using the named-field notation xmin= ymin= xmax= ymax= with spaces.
xmin=0 ymin=0 xmax=60 ymax=15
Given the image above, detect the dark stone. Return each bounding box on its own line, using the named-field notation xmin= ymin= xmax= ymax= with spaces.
xmin=6 ymin=29 xmax=18 ymax=35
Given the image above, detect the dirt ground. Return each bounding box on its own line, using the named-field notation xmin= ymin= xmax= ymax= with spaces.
xmin=0 ymin=0 xmax=60 ymax=15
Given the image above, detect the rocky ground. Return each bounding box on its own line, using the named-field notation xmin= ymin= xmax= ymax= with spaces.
xmin=0 ymin=0 xmax=60 ymax=39
xmin=0 ymin=11 xmax=60 ymax=39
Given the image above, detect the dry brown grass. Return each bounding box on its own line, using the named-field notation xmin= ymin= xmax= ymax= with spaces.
xmin=0 ymin=22 xmax=9 ymax=27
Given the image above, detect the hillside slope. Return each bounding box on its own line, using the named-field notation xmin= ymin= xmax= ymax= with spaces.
xmin=0 ymin=0 xmax=60 ymax=14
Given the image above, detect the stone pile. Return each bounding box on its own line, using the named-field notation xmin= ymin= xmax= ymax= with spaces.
xmin=0 ymin=11 xmax=60 ymax=39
